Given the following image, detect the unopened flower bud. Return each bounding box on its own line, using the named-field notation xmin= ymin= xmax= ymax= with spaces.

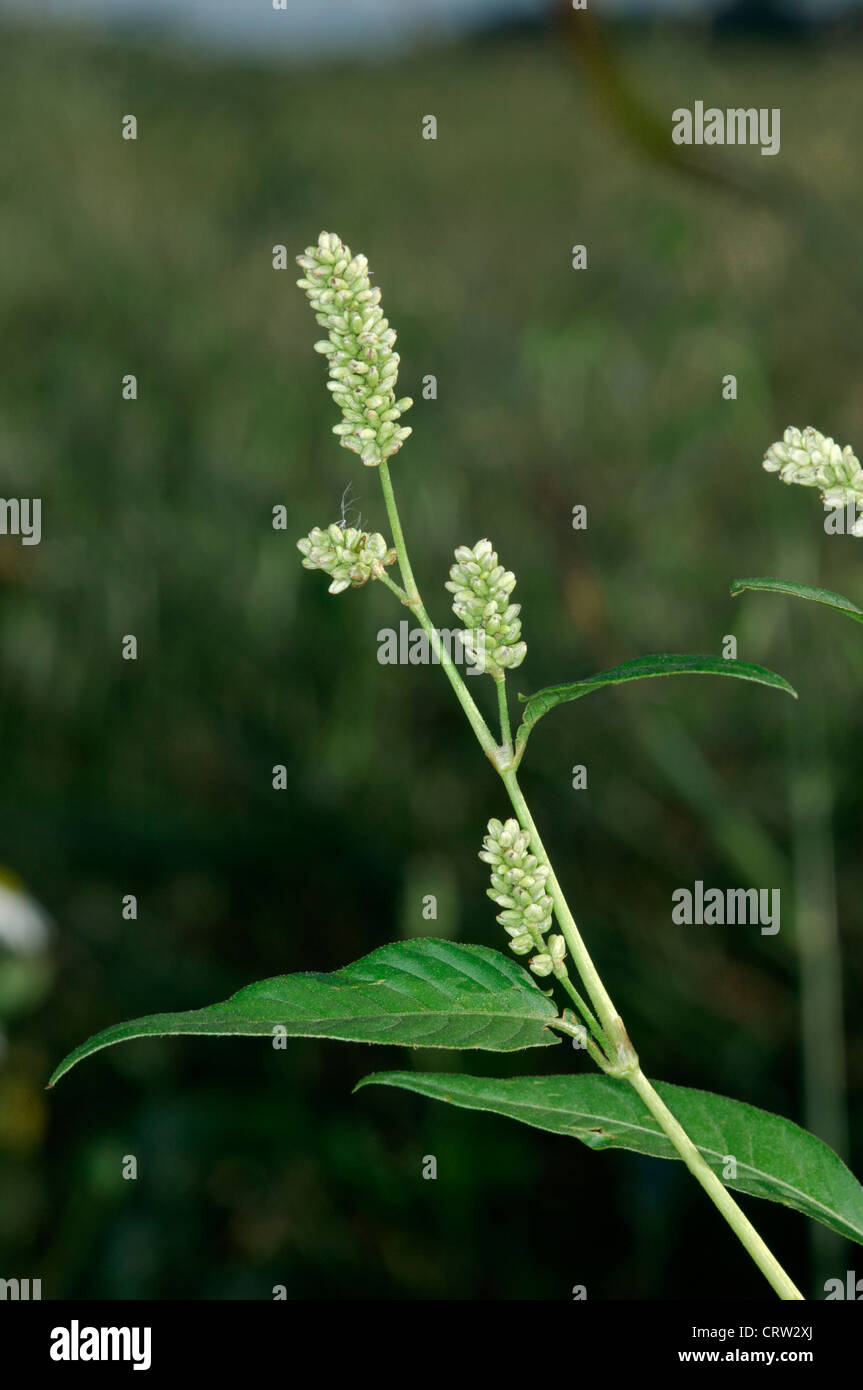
xmin=529 ymin=954 xmax=554 ymax=978
xmin=548 ymin=934 xmax=567 ymax=974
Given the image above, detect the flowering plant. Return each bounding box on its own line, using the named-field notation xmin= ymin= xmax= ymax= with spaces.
xmin=732 ymin=426 xmax=863 ymax=624
xmin=51 ymin=237 xmax=863 ymax=1301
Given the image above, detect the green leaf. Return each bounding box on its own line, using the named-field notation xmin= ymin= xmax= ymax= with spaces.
xmin=48 ymin=940 xmax=561 ymax=1086
xmin=515 ymin=654 xmax=797 ymax=757
xmin=731 ymin=576 xmax=863 ymax=625
xmin=357 ymin=1071 xmax=863 ymax=1246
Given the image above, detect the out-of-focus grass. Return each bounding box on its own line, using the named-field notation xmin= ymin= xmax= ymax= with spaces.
xmin=0 ymin=18 xmax=861 ymax=1299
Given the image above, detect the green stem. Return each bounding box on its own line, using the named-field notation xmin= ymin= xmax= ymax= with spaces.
xmin=502 ymin=768 xmax=625 ymax=1051
xmin=495 ymin=674 xmax=513 ymax=752
xmin=551 ymin=1013 xmax=614 ymax=1073
xmin=375 ymin=459 xmax=804 ymax=1302
xmin=377 ymin=570 xmax=410 ymax=605
xmin=379 ymin=460 xmax=421 ymax=600
xmin=554 ymin=969 xmax=612 ymax=1053
xmin=629 ymin=1068 xmax=804 ymax=1300
xmin=503 ymin=773 xmax=803 ymax=1299
xmin=522 ymin=918 xmax=608 ymax=1051
xmin=378 ymin=461 xmax=500 ymax=765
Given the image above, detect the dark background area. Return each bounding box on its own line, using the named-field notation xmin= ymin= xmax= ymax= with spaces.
xmin=1 ymin=3 xmax=862 ymax=1299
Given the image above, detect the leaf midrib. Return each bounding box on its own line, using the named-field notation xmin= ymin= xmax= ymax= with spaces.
xmin=416 ymin=1082 xmax=861 ymax=1236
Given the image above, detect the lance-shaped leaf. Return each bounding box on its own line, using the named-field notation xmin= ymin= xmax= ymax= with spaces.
xmin=731 ymin=577 xmax=863 ymax=626
xmin=48 ymin=940 xmax=561 ymax=1086
xmin=515 ymin=654 xmax=797 ymax=757
xmin=357 ymin=1071 xmax=863 ymax=1245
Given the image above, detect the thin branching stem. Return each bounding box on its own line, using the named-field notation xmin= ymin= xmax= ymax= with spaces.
xmin=375 ymin=459 xmax=805 ymax=1303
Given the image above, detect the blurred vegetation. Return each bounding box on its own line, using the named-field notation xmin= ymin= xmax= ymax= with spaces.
xmin=0 ymin=15 xmax=861 ymax=1299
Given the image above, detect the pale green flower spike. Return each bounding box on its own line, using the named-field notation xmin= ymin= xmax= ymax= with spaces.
xmin=480 ymin=817 xmax=564 ymax=979
xmin=446 ymin=539 xmax=527 ymax=677
xmin=296 ymin=231 xmax=413 ymax=468
xmin=763 ymin=426 xmax=863 ymax=536
xmin=297 ymin=523 xmax=397 ymax=595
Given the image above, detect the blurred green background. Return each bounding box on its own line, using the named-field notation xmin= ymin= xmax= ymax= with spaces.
xmin=1 ymin=9 xmax=862 ymax=1300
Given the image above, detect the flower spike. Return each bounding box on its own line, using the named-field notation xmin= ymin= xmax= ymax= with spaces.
xmin=296 ymin=231 xmax=413 ymax=468
xmin=297 ymin=523 xmax=397 ymax=595
xmin=446 ymin=539 xmax=527 ymax=677
xmin=763 ymin=426 xmax=863 ymax=535
xmin=480 ymin=817 xmax=565 ymax=980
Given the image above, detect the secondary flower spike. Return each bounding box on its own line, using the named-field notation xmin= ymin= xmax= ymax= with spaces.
xmin=296 ymin=232 xmax=413 ymax=467
xmin=480 ymin=817 xmax=565 ymax=980
xmin=297 ymin=524 xmax=397 ymax=595
xmin=446 ymin=540 xmax=527 ymax=677
xmin=763 ymin=426 xmax=863 ymax=536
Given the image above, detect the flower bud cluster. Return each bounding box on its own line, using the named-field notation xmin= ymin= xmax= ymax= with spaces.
xmin=297 ymin=523 xmax=396 ymax=595
xmin=296 ymin=232 xmax=413 ymax=467
xmin=764 ymin=427 xmax=863 ymax=535
xmin=446 ymin=540 xmax=526 ymax=676
xmin=479 ymin=817 xmax=566 ymax=979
